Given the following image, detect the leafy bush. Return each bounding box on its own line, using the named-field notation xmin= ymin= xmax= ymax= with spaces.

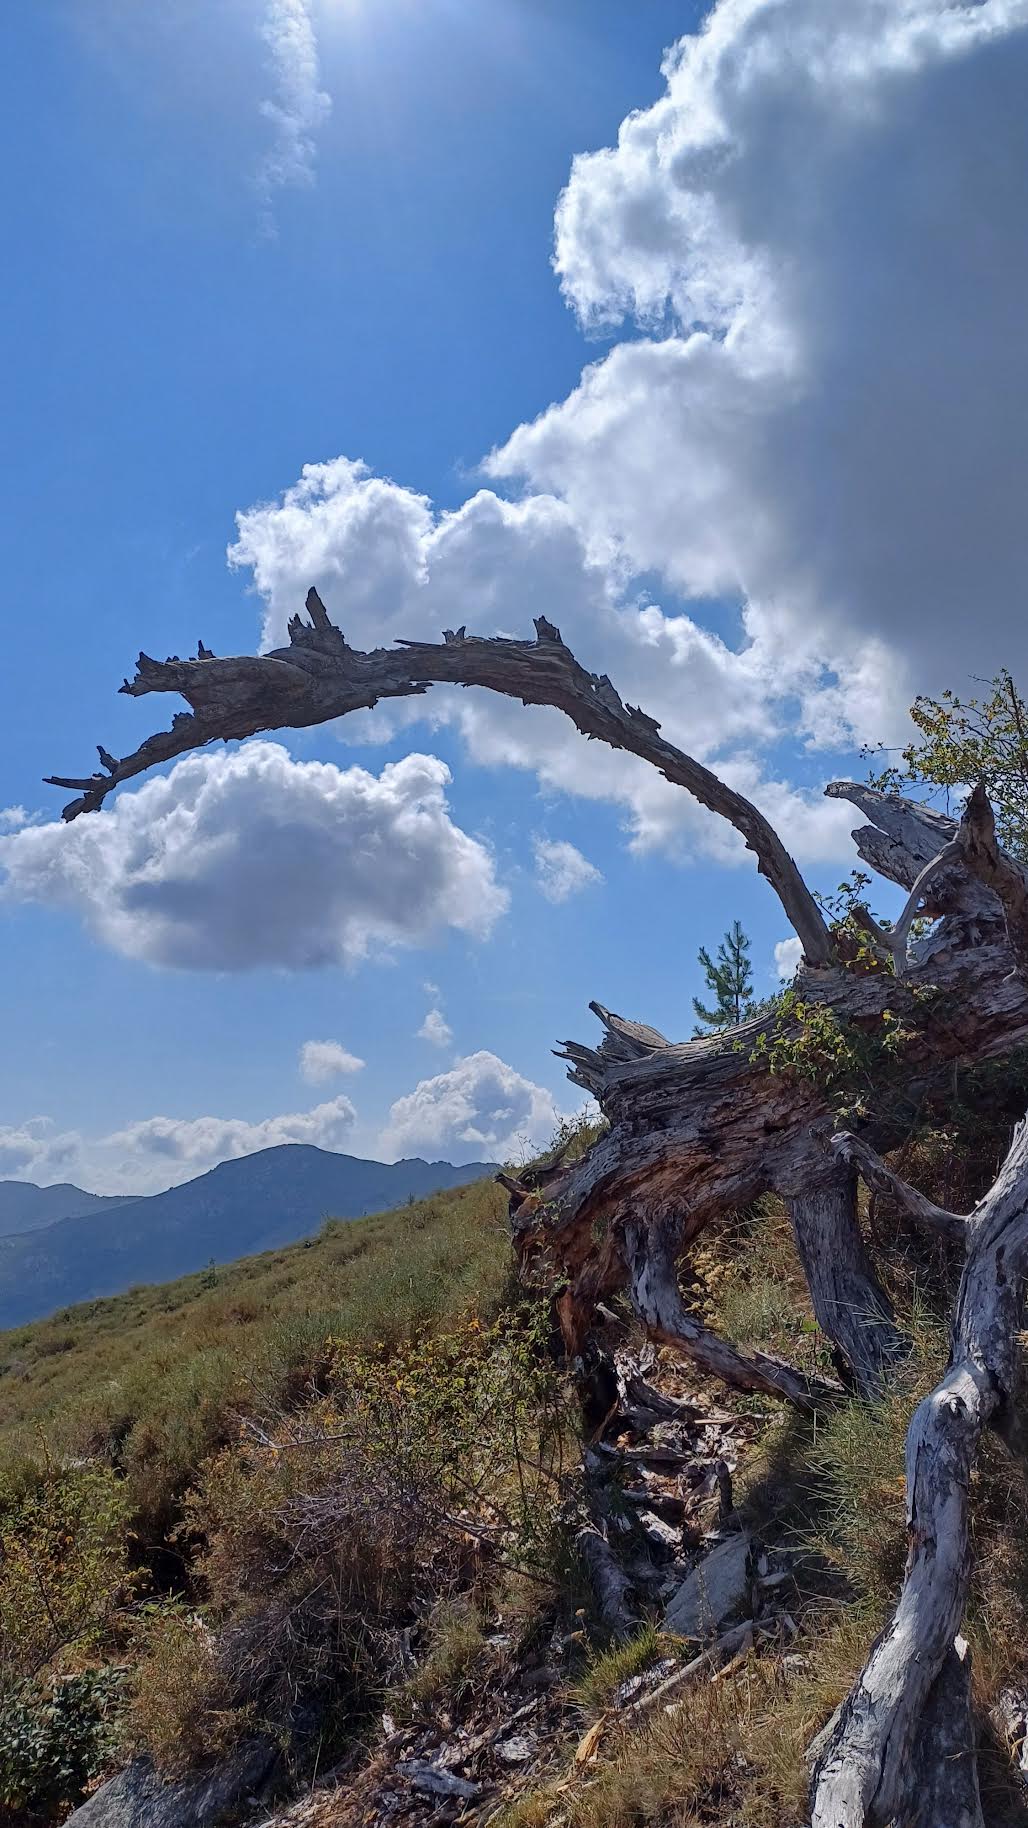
xmin=0 ymin=1464 xmax=136 ymax=1684
xmin=0 ymin=1665 xmax=125 ymax=1820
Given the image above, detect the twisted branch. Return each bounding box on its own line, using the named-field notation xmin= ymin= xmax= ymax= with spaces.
xmin=44 ymin=589 xmax=834 ymax=965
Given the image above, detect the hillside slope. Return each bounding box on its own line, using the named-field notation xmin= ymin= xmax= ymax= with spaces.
xmin=0 ymin=1146 xmax=496 ymax=1328
xmin=0 ymin=1180 xmax=130 ymax=1238
xmin=0 ymin=1171 xmax=511 ymax=1505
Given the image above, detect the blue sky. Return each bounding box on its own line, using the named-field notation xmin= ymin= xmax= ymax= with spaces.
xmin=2 ymin=0 xmax=1026 ymax=1192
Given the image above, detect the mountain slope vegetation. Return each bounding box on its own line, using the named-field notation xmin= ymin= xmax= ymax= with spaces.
xmin=0 ymin=1147 xmax=496 ymax=1329
xmin=4 ymin=1128 xmax=1028 ymax=1827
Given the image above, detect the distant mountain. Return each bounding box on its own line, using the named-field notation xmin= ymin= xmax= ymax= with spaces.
xmin=0 ymin=1147 xmax=497 ymax=1329
xmin=0 ymin=1180 xmax=131 ymax=1238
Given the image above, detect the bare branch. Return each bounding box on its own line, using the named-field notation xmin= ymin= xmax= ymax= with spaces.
xmin=624 ymin=1216 xmax=842 ymax=1414
xmin=957 ymin=780 xmax=1028 ymax=972
xmin=43 ymin=595 xmax=834 ymax=963
xmin=852 ymin=839 xmax=963 ymax=975
xmin=829 ymin=1132 xmax=967 ymax=1243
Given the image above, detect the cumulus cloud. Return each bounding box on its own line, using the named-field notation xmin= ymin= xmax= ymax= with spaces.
xmin=490 ymin=0 xmax=1028 ymax=733
xmin=0 ymin=1095 xmax=359 ymax=1197
xmin=299 ymin=1039 xmax=365 ymax=1083
xmin=774 ymin=936 xmax=803 ymax=983
xmin=229 ymin=459 xmax=855 ymax=863
xmin=0 ymin=742 xmax=507 ymax=970
xmin=0 ymin=1118 xmax=79 ymax=1180
xmin=418 ymin=1008 xmax=454 ymax=1049
xmin=219 ymin=2 xmax=1028 ymax=880
xmin=533 ymin=837 xmax=602 ymax=904
xmin=257 ymin=0 xmax=331 ymax=227
xmin=379 ymin=1050 xmax=565 ymax=1165
xmin=0 ymin=808 xmax=26 ymax=833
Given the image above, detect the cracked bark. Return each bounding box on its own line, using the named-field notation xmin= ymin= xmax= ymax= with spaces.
xmin=810 ymin=1121 xmax=1028 ymax=1827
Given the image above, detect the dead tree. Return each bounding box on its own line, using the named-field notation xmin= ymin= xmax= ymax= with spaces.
xmin=44 ymin=593 xmax=1028 ymax=1824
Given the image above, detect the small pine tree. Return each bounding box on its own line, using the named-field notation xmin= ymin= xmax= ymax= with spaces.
xmin=692 ymin=920 xmax=755 ymax=1031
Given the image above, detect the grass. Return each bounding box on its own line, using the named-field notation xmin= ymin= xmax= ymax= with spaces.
xmin=0 ymin=1177 xmax=511 ymax=1525
xmin=7 ymin=1134 xmax=1028 ymax=1824
xmin=401 ymin=1595 xmax=490 ymax=1714
xmin=574 ymin=1624 xmax=669 ymax=1715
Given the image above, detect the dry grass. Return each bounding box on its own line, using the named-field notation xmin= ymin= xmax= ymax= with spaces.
xmin=0 ymin=1178 xmax=511 ymax=1527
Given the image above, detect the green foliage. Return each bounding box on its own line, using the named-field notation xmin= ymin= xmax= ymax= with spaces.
xmin=0 ymin=1464 xmax=136 ymax=1683
xmin=868 ymin=667 xmax=1028 ymax=858
xmin=0 ymin=1665 xmax=126 ymax=1820
xmin=693 ymin=919 xmax=756 ymax=1031
xmin=745 ymin=990 xmax=916 ymax=1129
xmin=0 ymin=1178 xmax=511 ymax=1529
xmin=401 ymin=1595 xmax=488 ymax=1713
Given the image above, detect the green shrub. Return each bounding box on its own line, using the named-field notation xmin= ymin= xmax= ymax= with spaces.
xmin=0 ymin=1464 xmax=136 ymax=1685
xmin=0 ymin=1665 xmax=126 ymax=1820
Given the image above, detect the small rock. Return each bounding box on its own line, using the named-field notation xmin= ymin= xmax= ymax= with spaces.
xmin=397 ymin=1763 xmax=481 ymax=1800
xmin=664 ymin=1531 xmax=753 ymax=1638
xmin=496 ymin=1735 xmax=535 ymax=1764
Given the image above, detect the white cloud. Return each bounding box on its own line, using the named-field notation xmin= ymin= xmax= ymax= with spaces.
xmin=417 ymin=1007 xmax=454 ymax=1049
xmin=0 ymin=1118 xmax=80 ymax=1181
xmin=299 ymin=1038 xmax=365 ymax=1083
xmin=489 ymin=0 xmax=1028 ymax=735
xmin=379 ymin=1050 xmax=565 ymax=1166
xmin=229 ymin=460 xmax=854 ymax=864
xmin=0 ymin=1095 xmax=359 ymax=1197
xmin=533 ymin=837 xmax=602 ymax=904
xmin=774 ymin=936 xmax=803 ymax=983
xmin=257 ymin=0 xmax=331 ymax=227
xmin=0 ymin=742 xmax=507 ymax=971
xmin=0 ymin=808 xmax=26 ymax=833
xmin=219 ymin=1 xmax=1028 ymax=882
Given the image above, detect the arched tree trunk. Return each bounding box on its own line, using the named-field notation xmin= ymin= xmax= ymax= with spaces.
xmin=45 ymin=592 xmax=1028 ymax=1820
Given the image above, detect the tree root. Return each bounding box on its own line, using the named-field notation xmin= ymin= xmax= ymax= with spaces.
xmin=810 ymin=1123 xmax=1028 ymax=1827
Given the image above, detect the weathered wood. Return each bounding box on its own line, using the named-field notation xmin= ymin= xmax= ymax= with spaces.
xmin=576 ymin=1525 xmax=639 ymax=1640
xmin=829 ymin=1132 xmax=968 ymax=1243
xmin=914 ymin=1639 xmax=984 ymax=1828
xmin=810 ymin=1120 xmax=1028 ymax=1827
xmin=624 ymin=1217 xmax=841 ymax=1413
xmin=958 ymin=781 xmax=1028 ymax=974
xmin=44 ymin=604 xmax=834 ymax=965
xmin=788 ymin=1164 xmax=906 ymax=1395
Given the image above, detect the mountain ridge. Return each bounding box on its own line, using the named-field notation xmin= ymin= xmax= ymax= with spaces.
xmin=0 ymin=1180 xmax=132 ymax=1238
xmin=0 ymin=1145 xmax=498 ymax=1330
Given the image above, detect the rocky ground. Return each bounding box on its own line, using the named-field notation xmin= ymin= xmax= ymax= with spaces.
xmin=239 ymin=1343 xmax=806 ymax=1828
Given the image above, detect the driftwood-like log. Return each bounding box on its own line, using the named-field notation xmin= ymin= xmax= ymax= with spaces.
xmin=45 ymin=595 xmax=833 ymax=966
xmin=788 ymin=1166 xmax=905 ymax=1394
xmin=828 ymin=1132 xmax=968 ymax=1244
xmin=624 ymin=1216 xmax=841 ymax=1413
xmin=43 ymin=598 xmax=1028 ymax=1393
xmin=810 ymin=1120 xmax=1028 ymax=1827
